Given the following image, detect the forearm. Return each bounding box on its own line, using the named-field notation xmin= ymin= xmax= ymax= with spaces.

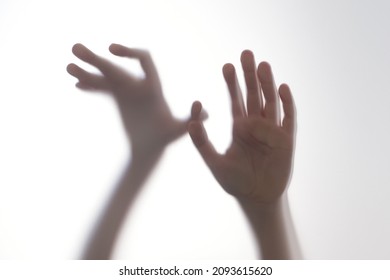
xmin=239 ymin=193 xmax=302 ymax=260
xmin=81 ymin=149 xmax=164 ymax=259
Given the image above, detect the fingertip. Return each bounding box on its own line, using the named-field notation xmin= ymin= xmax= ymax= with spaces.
xmin=257 ymin=61 xmax=272 ymax=75
xmin=240 ymin=49 xmax=254 ymax=62
xmin=280 ymin=83 xmax=290 ymax=89
xmin=72 ymin=43 xmax=96 ymax=63
xmin=109 ymin=43 xmax=122 ymax=55
xmin=222 ymin=63 xmax=235 ymax=73
xmin=72 ymin=43 xmax=85 ymax=55
xmin=241 ymin=50 xmax=257 ymax=74
xmin=66 ymin=63 xmax=76 ymax=74
xmin=192 ymin=100 xmax=202 ymax=107
xmin=279 ymin=83 xmax=293 ymax=101
xmin=75 ymin=82 xmax=89 ymax=90
xmin=222 ymin=63 xmax=236 ymax=80
xmin=191 ymin=101 xmax=202 ymax=118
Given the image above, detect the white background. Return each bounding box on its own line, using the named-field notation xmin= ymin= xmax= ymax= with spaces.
xmin=0 ymin=0 xmax=390 ymax=259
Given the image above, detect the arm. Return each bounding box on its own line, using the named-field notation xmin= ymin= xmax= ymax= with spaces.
xmin=67 ymin=43 xmax=198 ymax=259
xmin=188 ymin=50 xmax=301 ymax=259
xmin=81 ymin=151 xmax=162 ymax=259
xmin=239 ymin=194 xmax=301 ymax=259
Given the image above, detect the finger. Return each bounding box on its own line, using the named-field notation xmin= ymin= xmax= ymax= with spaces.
xmin=75 ymin=82 xmax=101 ymax=91
xmin=223 ymin=63 xmax=246 ymax=119
xmin=191 ymin=101 xmax=203 ymax=120
xmin=241 ymin=50 xmax=262 ymax=116
xmin=188 ymin=101 xmax=221 ymax=167
xmin=257 ymin=61 xmax=280 ymax=124
xmin=190 ymin=100 xmax=209 ymax=128
xmin=72 ymin=43 xmax=129 ymax=85
xmin=188 ymin=121 xmax=221 ymax=169
xmin=279 ymin=83 xmax=296 ymax=135
xmin=168 ymin=101 xmax=209 ymax=141
xmin=109 ymin=43 xmax=160 ymax=85
xmin=67 ymin=63 xmax=109 ymax=91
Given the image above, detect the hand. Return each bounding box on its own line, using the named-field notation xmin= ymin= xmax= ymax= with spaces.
xmin=189 ymin=50 xmax=296 ymax=204
xmin=67 ymin=43 xmax=196 ymax=157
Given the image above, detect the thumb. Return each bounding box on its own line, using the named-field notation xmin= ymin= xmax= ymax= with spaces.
xmin=170 ymin=102 xmax=208 ymax=140
xmin=187 ymin=101 xmax=221 ymax=167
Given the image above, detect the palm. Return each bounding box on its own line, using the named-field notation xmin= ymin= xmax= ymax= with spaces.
xmin=112 ymin=77 xmax=181 ymax=152
xmin=220 ymin=117 xmax=293 ymax=202
xmin=67 ymin=43 xmax=188 ymax=155
xmin=189 ymin=51 xmax=296 ymax=204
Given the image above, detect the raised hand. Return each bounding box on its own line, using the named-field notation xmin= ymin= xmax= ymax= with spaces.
xmin=189 ymin=50 xmax=296 ymax=204
xmin=67 ymin=43 xmax=192 ymax=158
xmin=67 ymin=43 xmax=207 ymax=259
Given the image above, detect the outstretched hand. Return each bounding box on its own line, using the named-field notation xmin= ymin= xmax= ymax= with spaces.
xmin=189 ymin=50 xmax=296 ymax=204
xmin=67 ymin=43 xmax=197 ymax=157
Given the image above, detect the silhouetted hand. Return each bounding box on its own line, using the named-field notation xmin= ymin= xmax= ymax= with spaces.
xmin=67 ymin=43 xmax=208 ymax=259
xmin=189 ymin=50 xmax=296 ymax=204
xmin=67 ymin=43 xmax=194 ymax=157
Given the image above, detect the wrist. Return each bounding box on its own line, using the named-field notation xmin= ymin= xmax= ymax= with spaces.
xmin=237 ymin=192 xmax=288 ymax=213
xmin=130 ymin=144 xmax=165 ymax=164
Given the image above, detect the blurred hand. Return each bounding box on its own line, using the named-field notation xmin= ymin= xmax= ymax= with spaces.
xmin=67 ymin=43 xmax=197 ymax=157
xmin=189 ymin=50 xmax=296 ymax=204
